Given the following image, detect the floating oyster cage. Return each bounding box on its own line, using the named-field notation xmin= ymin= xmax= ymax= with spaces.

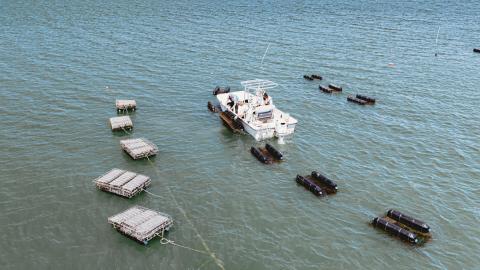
xmin=295 ymin=171 xmax=338 ymax=197
xmin=109 ymin=116 xmax=133 ymax=131
xmin=116 ymin=99 xmax=137 ymax=113
xmin=120 ymin=138 xmax=158 ymax=160
xmin=94 ymin=168 xmax=151 ymax=198
xmin=347 ymin=94 xmax=376 ymax=105
xmin=304 ymin=74 xmax=322 ymax=81
xmin=108 ymin=205 xmax=173 ymax=245
xmin=250 ymin=143 xmax=283 ymax=164
xmin=372 ymin=209 xmax=432 ymax=245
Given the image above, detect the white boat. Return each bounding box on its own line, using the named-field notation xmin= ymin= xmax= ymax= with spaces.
xmin=216 ymin=79 xmax=297 ymax=142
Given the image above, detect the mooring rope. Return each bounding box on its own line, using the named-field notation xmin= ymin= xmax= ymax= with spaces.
xmin=121 ymin=126 xmax=133 ymax=135
xmin=145 ymin=156 xmax=225 ymax=270
xmin=142 ymin=189 xmax=163 ymax=198
xmin=143 ymin=189 xmax=216 ymax=256
xmin=159 ymin=237 xmax=210 ymax=255
xmin=120 ymin=125 xmax=224 ymax=269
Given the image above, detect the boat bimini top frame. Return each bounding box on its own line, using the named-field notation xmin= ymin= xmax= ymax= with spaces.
xmin=240 ymin=79 xmax=278 ymax=93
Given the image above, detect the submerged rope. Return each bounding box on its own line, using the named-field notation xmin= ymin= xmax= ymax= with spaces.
xmin=145 ymin=156 xmax=225 ymax=270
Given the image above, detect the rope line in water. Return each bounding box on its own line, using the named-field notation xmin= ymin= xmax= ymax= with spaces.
xmin=159 ymin=237 xmax=210 ymax=255
xmin=121 ymin=126 xmax=133 ymax=135
xmin=121 ymin=123 xmax=224 ymax=269
xmin=145 ymin=156 xmax=225 ymax=270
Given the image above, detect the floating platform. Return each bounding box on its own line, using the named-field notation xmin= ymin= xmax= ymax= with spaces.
xmin=372 ymin=209 xmax=431 ymax=245
xmin=116 ymin=100 xmax=137 ymax=112
xmin=95 ymin=168 xmax=151 ymax=198
xmin=120 ymin=138 xmax=158 ymax=160
xmin=219 ymin=111 xmax=244 ymax=133
xmin=250 ymin=143 xmax=283 ymax=164
xmin=108 ymin=205 xmax=173 ymax=245
xmin=296 ymin=172 xmax=338 ymax=196
xmin=474 ymin=48 xmax=480 ymax=53
xmin=109 ymin=116 xmax=133 ymax=131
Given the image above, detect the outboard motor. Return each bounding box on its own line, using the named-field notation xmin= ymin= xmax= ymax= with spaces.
xmin=387 ymin=209 xmax=430 ymax=233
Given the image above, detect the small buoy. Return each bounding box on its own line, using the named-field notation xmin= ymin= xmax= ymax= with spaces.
xmin=372 ymin=217 xmax=418 ymax=244
xmin=303 ymin=75 xmax=313 ymax=81
xmin=387 ymin=209 xmax=430 ymax=234
xmin=311 ymin=74 xmax=322 ymax=80
xmin=347 ymin=95 xmax=367 ymax=105
xmin=251 ymin=147 xmax=270 ymax=164
xmin=319 ymin=85 xmax=333 ymax=93
xmin=474 ymin=48 xmax=480 ymax=53
xmin=328 ymin=84 xmax=342 ymax=92
xmin=356 ymin=94 xmax=376 ymax=104
xmin=296 ymin=175 xmax=325 ymax=196
xmin=311 ymin=171 xmax=337 ymax=193
xmin=265 ymin=143 xmax=283 ymax=160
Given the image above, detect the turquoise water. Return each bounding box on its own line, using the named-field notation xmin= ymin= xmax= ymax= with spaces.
xmin=1 ymin=0 xmax=479 ymax=269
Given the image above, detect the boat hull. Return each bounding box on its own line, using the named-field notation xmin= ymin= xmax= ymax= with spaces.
xmin=239 ymin=118 xmax=296 ymax=141
xmin=216 ymin=91 xmax=297 ymax=141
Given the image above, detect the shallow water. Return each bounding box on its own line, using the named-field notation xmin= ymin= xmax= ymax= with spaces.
xmin=1 ymin=0 xmax=479 ymax=269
